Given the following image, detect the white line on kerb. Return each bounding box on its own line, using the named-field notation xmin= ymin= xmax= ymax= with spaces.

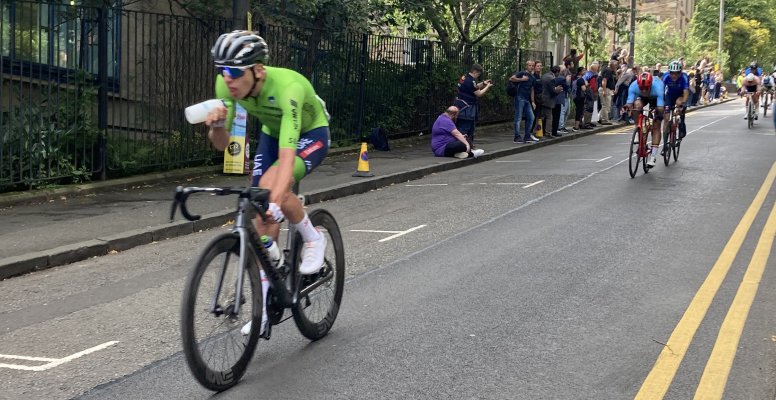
xmin=0 ymin=341 xmax=119 ymax=371
xmin=405 ymin=184 xmax=448 ymax=187
xmin=378 ymin=225 xmax=427 ymax=242
xmin=523 ymin=180 xmax=544 ymax=188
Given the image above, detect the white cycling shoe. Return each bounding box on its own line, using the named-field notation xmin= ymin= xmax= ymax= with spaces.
xmin=241 ymin=318 xmax=268 ymax=337
xmin=299 ymin=234 xmax=327 ymax=275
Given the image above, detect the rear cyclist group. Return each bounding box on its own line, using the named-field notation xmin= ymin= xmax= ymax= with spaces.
xmin=623 ymin=60 xmax=687 ymax=168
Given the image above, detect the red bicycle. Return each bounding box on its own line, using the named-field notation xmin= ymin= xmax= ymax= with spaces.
xmin=628 ymin=107 xmax=656 ymax=178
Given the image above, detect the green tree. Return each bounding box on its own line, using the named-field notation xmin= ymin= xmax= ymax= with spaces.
xmin=724 ymin=16 xmax=770 ymax=76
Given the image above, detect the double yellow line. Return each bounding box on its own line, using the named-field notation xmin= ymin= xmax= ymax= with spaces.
xmin=635 ymin=161 xmax=776 ymax=400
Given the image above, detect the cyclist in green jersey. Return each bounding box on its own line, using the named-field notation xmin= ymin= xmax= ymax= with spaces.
xmin=205 ymin=31 xmax=330 ymax=277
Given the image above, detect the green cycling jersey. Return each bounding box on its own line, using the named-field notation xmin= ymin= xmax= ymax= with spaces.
xmin=215 ymin=66 xmax=329 ymax=149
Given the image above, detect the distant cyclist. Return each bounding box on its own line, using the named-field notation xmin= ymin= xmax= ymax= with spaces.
xmin=742 ymin=73 xmax=761 ymax=120
xmin=745 ymin=61 xmax=763 ymax=77
xmin=662 ymin=60 xmax=689 ymax=144
xmin=623 ymin=72 xmax=666 ymax=168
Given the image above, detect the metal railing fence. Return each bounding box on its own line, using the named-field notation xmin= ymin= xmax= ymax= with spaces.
xmin=0 ymin=0 xmax=551 ymax=192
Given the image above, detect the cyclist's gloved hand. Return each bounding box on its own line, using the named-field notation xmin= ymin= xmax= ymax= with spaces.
xmin=268 ymin=202 xmax=285 ymax=223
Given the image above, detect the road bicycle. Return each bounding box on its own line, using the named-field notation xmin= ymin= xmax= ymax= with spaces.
xmin=628 ymin=106 xmax=656 ymax=178
xmin=662 ymin=105 xmax=682 ymax=166
xmin=763 ymin=88 xmax=772 ymax=118
xmin=171 ymin=185 xmax=345 ymax=391
xmin=745 ymin=92 xmax=756 ymax=129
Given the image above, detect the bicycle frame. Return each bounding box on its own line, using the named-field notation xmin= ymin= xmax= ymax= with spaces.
xmin=635 ymin=108 xmax=655 ymax=157
xmin=170 ymin=185 xmax=334 ymax=318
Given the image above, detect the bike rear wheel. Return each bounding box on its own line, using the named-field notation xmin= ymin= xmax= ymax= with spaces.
xmin=181 ymin=233 xmax=262 ymax=391
xmin=764 ymin=94 xmax=770 ymax=118
xmin=291 ymin=209 xmax=345 ymax=340
xmin=663 ymin=126 xmax=672 ymax=166
xmin=641 ymin=126 xmax=650 ymax=174
xmin=629 ymin=128 xmax=641 ymax=178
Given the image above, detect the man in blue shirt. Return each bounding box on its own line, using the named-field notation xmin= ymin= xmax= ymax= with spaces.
xmin=662 ymin=60 xmax=689 ymax=142
xmin=624 ymin=72 xmax=666 ymax=168
xmin=453 ymin=64 xmax=493 ymax=148
xmin=509 ymin=60 xmax=538 ymax=143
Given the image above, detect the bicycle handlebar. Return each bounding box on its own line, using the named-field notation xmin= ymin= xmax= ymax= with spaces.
xmin=170 ymin=186 xmax=270 ymax=222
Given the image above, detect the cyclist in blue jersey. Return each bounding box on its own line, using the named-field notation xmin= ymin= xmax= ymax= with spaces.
xmin=623 ymin=72 xmax=666 ymax=168
xmin=745 ymin=61 xmax=763 ymax=77
xmin=662 ymin=61 xmax=689 ymax=145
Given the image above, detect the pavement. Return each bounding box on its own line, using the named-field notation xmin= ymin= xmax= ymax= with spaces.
xmin=0 ymin=99 xmax=734 ymax=280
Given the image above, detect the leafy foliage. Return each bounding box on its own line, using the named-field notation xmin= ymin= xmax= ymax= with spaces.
xmin=0 ymin=72 xmax=98 ymax=191
xmin=724 ymin=17 xmax=770 ymax=76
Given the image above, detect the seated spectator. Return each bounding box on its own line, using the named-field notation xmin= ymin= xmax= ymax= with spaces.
xmin=430 ymin=106 xmax=485 ymax=159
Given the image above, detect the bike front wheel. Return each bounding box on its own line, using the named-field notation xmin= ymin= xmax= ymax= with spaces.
xmin=181 ymin=233 xmax=262 ymax=392
xmin=291 ymin=209 xmax=346 ymax=340
xmin=748 ymin=102 xmax=754 ymax=129
xmin=629 ymin=128 xmax=641 ymax=178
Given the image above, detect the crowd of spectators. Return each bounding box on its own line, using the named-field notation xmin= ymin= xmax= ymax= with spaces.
xmin=429 ymin=51 xmax=728 ymax=158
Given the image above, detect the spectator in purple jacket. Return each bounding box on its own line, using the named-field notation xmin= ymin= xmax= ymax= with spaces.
xmin=430 ymin=106 xmax=485 ymax=159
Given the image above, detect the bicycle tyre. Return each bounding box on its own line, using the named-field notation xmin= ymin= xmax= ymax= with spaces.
xmin=181 ymin=233 xmax=262 ymax=392
xmin=764 ymin=95 xmax=770 ymax=118
xmin=629 ymin=128 xmax=640 ymax=178
xmin=291 ymin=209 xmax=345 ymax=340
xmin=663 ymin=125 xmax=672 ymax=166
xmin=641 ymin=126 xmax=650 ymax=174
xmin=748 ymin=101 xmax=754 ymax=129
xmin=672 ymin=126 xmax=681 ymax=161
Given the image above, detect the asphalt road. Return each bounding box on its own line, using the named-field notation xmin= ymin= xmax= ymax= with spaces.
xmin=1 ymin=100 xmax=776 ymax=400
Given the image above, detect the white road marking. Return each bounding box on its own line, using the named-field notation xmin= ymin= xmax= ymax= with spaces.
xmin=351 ymin=229 xmax=403 ymax=234
xmin=350 ymin=225 xmax=427 ymax=242
xmin=566 ymin=158 xmax=600 ymax=162
xmin=405 ymin=184 xmax=448 ymax=187
xmin=495 ymin=183 xmax=533 ymax=185
xmin=0 ymin=341 xmax=119 ymax=371
xmin=378 ymin=225 xmax=427 ymax=242
xmin=596 ymin=156 xmax=613 ymax=162
xmin=522 ymin=180 xmax=544 ymax=188
xmin=461 ymin=183 xmax=489 ymax=185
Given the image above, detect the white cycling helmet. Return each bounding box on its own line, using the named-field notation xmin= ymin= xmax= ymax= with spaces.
xmin=668 ymin=61 xmax=682 ymax=72
xmin=746 ymin=73 xmax=756 ymax=81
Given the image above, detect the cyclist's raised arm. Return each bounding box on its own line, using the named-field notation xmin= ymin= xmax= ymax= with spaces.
xmin=207 ymin=75 xmax=237 ymax=151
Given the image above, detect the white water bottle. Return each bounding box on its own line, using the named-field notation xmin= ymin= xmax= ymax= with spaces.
xmin=260 ymin=235 xmax=283 ymax=267
xmin=184 ymin=99 xmax=225 ymax=124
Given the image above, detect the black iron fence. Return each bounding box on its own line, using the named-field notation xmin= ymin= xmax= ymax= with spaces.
xmin=0 ymin=0 xmax=552 ymax=192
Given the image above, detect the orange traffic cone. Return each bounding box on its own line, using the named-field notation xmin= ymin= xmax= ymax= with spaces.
xmin=535 ymin=118 xmax=544 ymax=138
xmin=352 ymin=142 xmax=374 ymax=177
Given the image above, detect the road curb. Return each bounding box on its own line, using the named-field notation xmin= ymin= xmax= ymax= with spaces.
xmin=0 ymin=99 xmax=734 ymax=280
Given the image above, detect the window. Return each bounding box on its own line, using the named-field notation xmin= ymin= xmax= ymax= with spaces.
xmin=1 ymin=1 xmax=120 ymax=90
